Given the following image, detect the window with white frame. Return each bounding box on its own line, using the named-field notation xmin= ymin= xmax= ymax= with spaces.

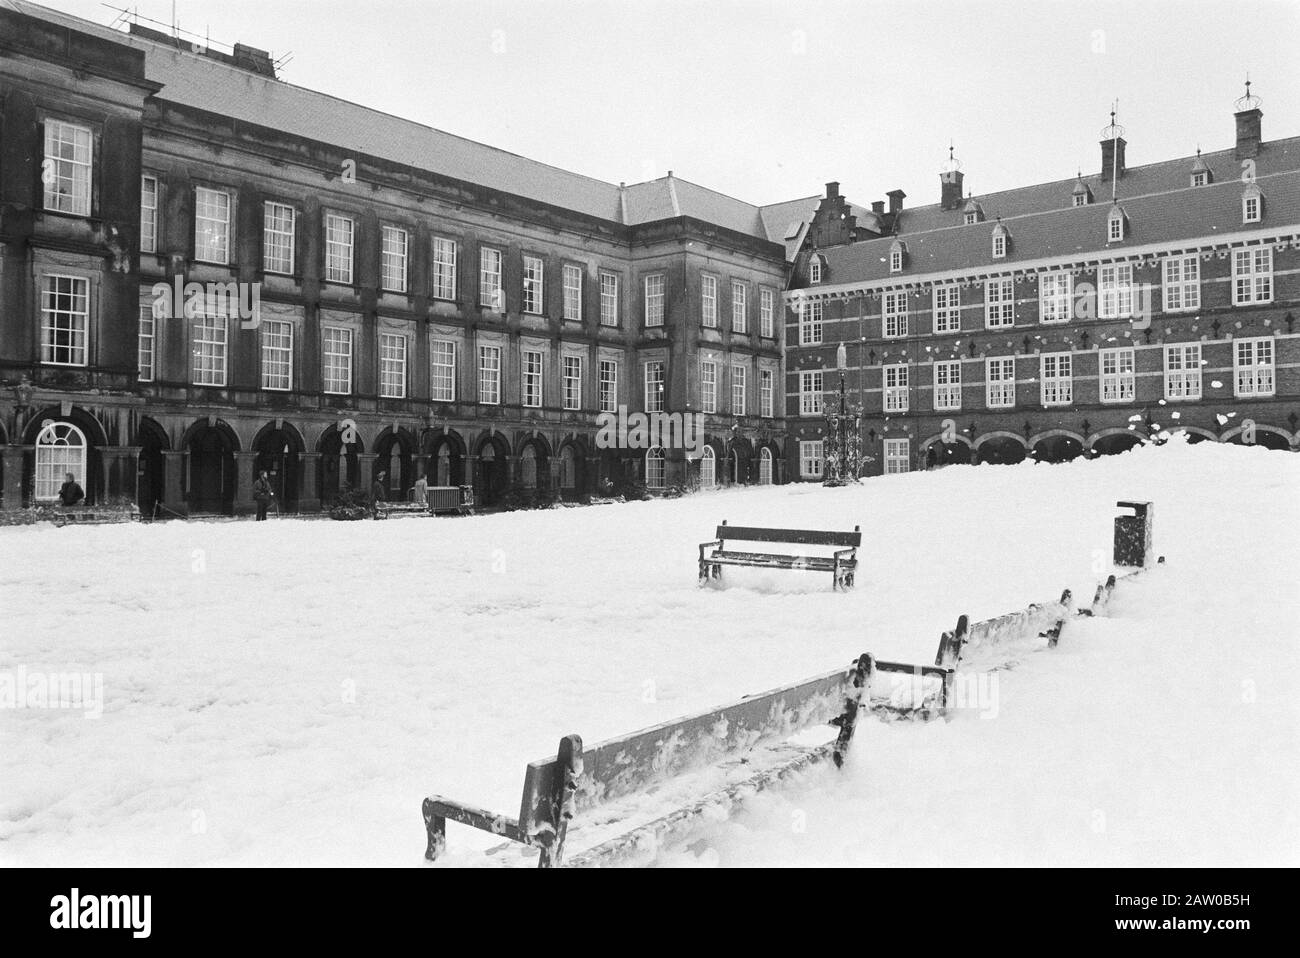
xmin=1242 ymin=187 xmax=1262 ymax=224
xmin=933 ymin=360 xmax=961 ymax=410
xmin=43 ymin=120 xmax=93 ymax=216
xmin=1039 ymin=272 xmax=1073 ymax=323
xmin=759 ymin=447 xmax=773 ymax=485
xmin=195 ymin=187 xmax=232 ymax=264
xmin=34 ymin=422 xmax=86 ymax=502
xmin=1162 ymin=255 xmax=1200 ymax=311
xmin=322 ymin=326 xmax=353 ymax=395
xmin=1040 ymin=352 xmax=1072 ymax=406
xmin=701 ymin=361 xmax=717 ymax=414
xmin=883 ymin=364 xmax=909 ymax=412
xmin=644 ymin=361 xmax=665 ymax=412
xmin=140 ymin=175 xmax=158 ymax=253
xmin=522 ymin=256 xmax=545 ymax=314
xmin=192 ymin=310 xmax=228 ymax=387
xmin=883 ymin=291 xmax=908 ymax=338
xmin=430 ymin=341 xmax=456 ymax=402
xmin=889 ymin=247 xmax=904 ymax=273
xmin=138 ymin=304 xmax=155 ymax=382
xmin=381 ymin=226 xmax=409 ymax=293
xmin=1232 ymin=248 xmax=1272 ymax=305
xmin=261 ymin=319 xmax=293 ymax=391
xmin=985 ymin=278 xmax=1015 ymax=328
xmin=985 ymin=356 xmax=1016 ymax=408
xmin=644 ymin=274 xmax=665 ymax=327
xmin=992 ymin=227 xmax=1008 ymax=259
xmin=325 ymin=213 xmax=354 ymax=284
xmin=809 ymin=257 xmax=823 ymax=284
xmin=702 ymin=274 xmax=718 ymax=328
xmin=522 ymin=349 xmax=543 ymax=407
xmin=1107 ymin=207 xmax=1126 ymax=242
xmin=933 ymin=285 xmax=961 ymax=333
xmin=1099 ymin=347 xmax=1135 ymax=403
xmin=599 ymin=359 xmax=618 ymax=413
xmin=699 ymin=445 xmax=716 ymax=489
xmin=800 ymin=371 xmax=823 ymax=416
xmin=1164 ymin=343 xmax=1201 ymax=400
xmin=1099 ymin=263 xmax=1134 ymax=319
xmin=732 ymin=364 xmax=747 ymax=415
xmin=563 ymin=355 xmax=583 ymax=410
xmin=600 ymin=272 xmax=619 ymax=326
xmin=760 ymin=368 xmax=774 ymax=418
xmin=732 ymin=281 xmax=747 ymax=332
xmin=884 ymin=438 xmax=910 ymax=475
xmin=1234 ymin=337 xmax=1274 ymax=397
xmin=964 ymin=211 xmax=978 ymax=225
xmin=563 ymin=265 xmax=583 ymax=321
xmin=480 ymin=248 xmax=503 ymax=309
xmin=478 ymin=344 xmax=502 ymax=405
xmin=1072 ymin=193 xmax=1088 ymax=208
xmin=40 ymin=275 xmax=89 ymax=367
xmin=760 ymin=287 xmax=775 ymax=337
xmin=800 ymin=301 xmax=823 ymax=345
xmin=379 ymin=333 xmax=407 ymax=398
xmin=432 ymin=237 xmax=458 ymax=301
xmin=263 ymin=202 xmax=295 ymax=275
xmin=645 ymin=447 xmax=666 ymax=488
xmin=1192 ymin=171 xmax=1208 ymax=188
xmin=799 ymin=440 xmax=824 ymax=479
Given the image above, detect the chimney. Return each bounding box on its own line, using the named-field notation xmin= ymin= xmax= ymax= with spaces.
xmin=887 ymin=189 xmax=906 ymax=215
xmin=1100 ymin=136 xmax=1126 ymax=181
xmin=825 ymin=181 xmax=840 ymax=199
xmin=871 ymin=201 xmax=884 ymax=215
xmin=233 ymin=43 xmax=277 ymax=78
xmin=1234 ymin=80 xmax=1263 ymax=159
xmin=940 ymin=169 xmax=964 ymax=211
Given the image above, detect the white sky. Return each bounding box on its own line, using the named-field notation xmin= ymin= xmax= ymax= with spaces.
xmin=38 ymin=0 xmax=1300 ymax=209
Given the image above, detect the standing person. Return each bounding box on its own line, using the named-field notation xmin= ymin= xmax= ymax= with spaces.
xmin=413 ymin=473 xmax=428 ymax=508
xmin=58 ymin=472 xmax=84 ymax=507
xmin=253 ymin=470 xmax=274 ymax=521
xmin=371 ymin=471 xmax=387 ymax=518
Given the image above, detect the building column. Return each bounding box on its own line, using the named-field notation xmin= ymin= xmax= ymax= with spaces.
xmin=505 ymin=454 xmax=520 ymax=486
xmin=162 ymin=450 xmax=187 ymax=517
xmin=462 ymin=454 xmax=478 ymax=497
xmin=234 ymin=451 xmax=259 ymax=516
xmin=413 ymin=454 xmax=429 ymax=480
xmin=358 ymin=453 xmax=378 ymax=495
xmin=299 ymin=453 xmax=321 ymax=513
xmin=2 ymin=445 xmax=25 ymax=511
xmin=101 ymin=446 xmax=141 ymax=505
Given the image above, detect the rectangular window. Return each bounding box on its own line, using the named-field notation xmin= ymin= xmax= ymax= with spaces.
xmin=760 ymin=287 xmax=775 ymax=337
xmin=644 ymin=274 xmax=665 ymax=327
xmin=1164 ymin=344 xmax=1202 ymax=400
xmin=322 ymin=327 xmax=353 ymax=395
xmin=192 ymin=311 xmax=228 ymax=387
xmin=732 ymin=364 xmax=747 ymax=415
xmin=1099 ymin=347 xmax=1135 ymax=403
xmin=702 ymin=275 xmax=718 ymax=328
xmin=261 ymin=319 xmax=293 ymax=391
xmin=522 ymin=349 xmax=544 ymax=407
xmin=599 ymin=359 xmax=619 ymax=413
xmin=800 ymin=302 xmax=823 ymax=345
xmin=263 ymin=202 xmax=296 ymax=275
xmin=40 ymin=275 xmax=89 ymax=367
xmin=1039 ymin=272 xmax=1073 ymax=323
xmin=195 ymin=187 xmax=232 ymax=265
xmin=523 ymin=256 xmax=545 ymax=314
xmin=800 ymin=371 xmax=823 ymax=415
xmin=1040 ymin=352 xmax=1073 ymax=406
xmin=883 ymin=291 xmax=908 ymax=338
xmin=1234 ymin=337 xmax=1274 ymax=397
xmin=381 ymin=226 xmax=409 ymax=293
xmin=379 ymin=332 xmax=407 ymax=398
xmin=563 ymin=355 xmax=583 ymax=410
xmin=986 ymin=356 xmax=1016 ymax=408
xmin=985 ymin=278 xmax=1015 ymax=328
xmin=432 ymin=237 xmax=458 ymax=301
xmin=760 ymin=368 xmax=774 ymax=418
xmin=933 ymin=285 xmax=961 ymax=333
xmin=701 ymin=361 xmax=717 ymax=414
xmin=883 ymin=363 xmax=909 ymax=412
xmin=480 ymin=248 xmax=503 ymax=309
xmin=644 ymin=361 xmax=665 ymax=412
xmin=430 ymin=341 xmax=456 ymax=402
xmin=478 ymin=345 xmax=502 ymax=405
xmin=600 ymin=272 xmax=619 ymax=326
xmin=884 ymin=438 xmax=910 ymax=475
xmin=563 ymin=264 xmax=583 ymax=321
xmin=1163 ymin=255 xmax=1200 ymax=312
xmin=137 ymin=305 xmax=155 ymax=382
xmin=43 ymin=120 xmax=93 ymax=216
xmin=799 ymin=441 xmax=824 ymax=479
xmin=140 ymin=175 xmax=158 ymax=254
xmin=732 ymin=281 xmax=747 ymax=332
xmin=1243 ymin=194 xmax=1261 ymax=223
xmin=934 ymin=361 xmax=962 ymax=410
xmin=1233 ymin=248 xmax=1273 ymax=305
xmin=325 ymin=213 xmax=354 ymax=284
xmin=1099 ymin=264 xmax=1134 ymax=319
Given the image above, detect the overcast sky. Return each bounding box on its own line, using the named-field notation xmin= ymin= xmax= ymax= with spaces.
xmin=40 ymin=0 xmax=1300 ymax=209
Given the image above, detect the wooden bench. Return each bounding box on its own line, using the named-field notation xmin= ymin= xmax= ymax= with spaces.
xmin=699 ymin=521 xmax=861 ymax=591
xmin=373 ymin=499 xmax=429 ymax=520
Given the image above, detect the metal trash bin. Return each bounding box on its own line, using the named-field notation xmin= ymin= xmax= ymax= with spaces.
xmin=1113 ymin=500 xmax=1154 ymax=568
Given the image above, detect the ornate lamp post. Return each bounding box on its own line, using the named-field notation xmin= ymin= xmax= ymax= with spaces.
xmin=822 ymin=343 xmax=862 ymax=486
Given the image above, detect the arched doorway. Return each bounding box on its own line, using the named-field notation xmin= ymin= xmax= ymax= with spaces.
xmin=976 ymin=435 xmax=1028 ymax=465
xmin=374 ymin=429 xmax=413 ymax=501
xmin=426 ymin=431 xmax=465 ymax=488
xmin=253 ymin=422 xmax=303 ymax=513
xmin=700 ymin=445 xmax=717 ymax=489
xmin=1091 ymin=433 xmax=1144 ymax=458
xmin=758 ymin=447 xmax=773 ymax=485
xmin=925 ymin=440 xmax=973 ymax=469
xmin=518 ymin=437 xmax=550 ymax=491
xmin=1226 ymin=428 xmax=1291 ymax=451
xmin=33 ymin=421 xmax=87 ymax=503
xmin=474 ymin=433 xmax=509 ymax=506
xmin=645 ymin=447 xmax=666 ymax=490
xmin=1031 ymin=434 xmax=1085 ymax=464
xmin=136 ymin=417 xmax=169 ymax=517
xmin=557 ymin=443 xmax=584 ymax=499
xmin=184 ymin=420 xmax=237 ymax=514
xmin=318 ymin=424 xmax=362 ymax=506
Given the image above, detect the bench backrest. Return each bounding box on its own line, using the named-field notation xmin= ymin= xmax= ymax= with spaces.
xmin=715 ymin=521 xmax=861 ymax=549
xmin=515 ymin=663 xmax=856 ymax=838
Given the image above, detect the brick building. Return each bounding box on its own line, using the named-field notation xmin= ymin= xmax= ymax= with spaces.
xmin=1 ymin=0 xmax=807 ymax=515
xmin=786 ymin=92 xmax=1300 ymax=479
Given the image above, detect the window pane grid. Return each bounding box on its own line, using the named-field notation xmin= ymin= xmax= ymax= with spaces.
xmin=986 ymin=357 xmax=1016 ymax=408
xmin=563 ymin=265 xmax=583 ymax=321
xmin=138 ymin=305 xmax=155 ymax=381
xmin=261 ymin=319 xmax=293 ymax=391
xmin=192 ymin=312 xmax=228 ymax=386
xmin=379 ymin=333 xmax=407 ymax=398
xmin=478 ymin=345 xmax=501 ymax=404
xmin=325 ymin=214 xmax=354 ymax=284
xmin=600 ymin=272 xmax=619 ymax=326
xmin=523 ymin=256 xmax=544 ymax=314
xmin=563 ymin=356 xmax=582 ymax=410
xmin=430 ymin=341 xmax=456 ymax=402
xmin=1040 ymin=353 xmax=1072 ymax=406
xmin=599 ymin=360 xmax=619 ymax=413
xmin=41 ymin=275 xmax=89 ymax=366
xmin=1099 ymin=348 xmax=1134 ymax=403
xmin=432 ymin=238 xmax=458 ymax=300
xmin=44 ymin=121 xmax=93 ymax=216
xmin=195 ymin=187 xmax=231 ymax=264
xmin=322 ymin=327 xmax=353 ymax=395
xmin=644 ymin=275 xmax=664 ymax=326
xmin=644 ymin=361 xmax=665 ymax=412
xmin=381 ymin=227 xmax=409 ymax=293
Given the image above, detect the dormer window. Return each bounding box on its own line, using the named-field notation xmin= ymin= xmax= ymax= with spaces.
xmin=964 ymin=212 xmax=977 ymax=225
xmin=1192 ymin=171 xmax=1207 ymax=187
xmin=962 ymin=198 xmax=985 ymax=225
xmin=889 ymin=240 xmax=906 ymax=273
xmin=1071 ymin=175 xmax=1092 ymax=208
xmin=1242 ymin=184 xmax=1263 ymax=223
xmin=1190 ymin=150 xmax=1211 ymax=188
xmin=1107 ymin=206 xmax=1127 ymax=242
xmin=809 ymin=255 xmax=824 ymax=284
xmin=1072 ymin=194 xmax=1088 ymax=208
xmin=991 ymin=222 xmax=1009 ymax=259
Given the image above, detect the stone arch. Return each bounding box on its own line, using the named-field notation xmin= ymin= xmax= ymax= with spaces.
xmin=252 ymin=420 xmax=306 ymax=513
xmin=473 ymin=430 xmax=511 ymax=506
xmin=181 ymin=417 xmax=240 ymax=514
xmin=555 ymin=437 xmax=588 ymax=499
xmin=974 ymin=431 xmax=1029 ymax=465
xmin=516 ymin=433 xmax=552 ymax=490
xmin=373 ymin=426 xmax=418 ymax=500
xmin=23 ymin=406 xmax=110 ymax=507
xmin=1030 ymin=430 xmax=1086 ymax=464
xmin=424 ymin=428 xmax=468 ymax=487
xmin=921 ymin=433 xmax=974 ymax=469
xmin=1221 ymin=423 xmax=1293 ymax=451
xmin=317 ymin=422 xmax=364 ymax=506
xmin=1169 ymin=426 xmax=1218 ymax=445
xmin=134 ymin=416 xmax=170 ymax=517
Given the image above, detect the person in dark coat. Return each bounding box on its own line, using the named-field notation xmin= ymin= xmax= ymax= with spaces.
xmin=253 ymin=470 xmax=274 ymax=521
xmin=58 ymin=472 xmax=84 ymax=508
xmin=371 ymin=471 xmax=387 ymax=517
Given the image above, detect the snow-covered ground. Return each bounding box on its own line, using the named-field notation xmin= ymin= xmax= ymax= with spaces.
xmin=2 ymin=435 xmax=1297 ymax=867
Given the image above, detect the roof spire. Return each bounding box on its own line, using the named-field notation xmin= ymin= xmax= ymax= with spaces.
xmin=1235 ymin=74 xmax=1262 ymax=111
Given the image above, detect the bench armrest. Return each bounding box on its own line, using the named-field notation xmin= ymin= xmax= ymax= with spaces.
xmin=699 ymin=539 xmax=723 ymax=561
xmin=833 ymin=546 xmax=857 ymax=560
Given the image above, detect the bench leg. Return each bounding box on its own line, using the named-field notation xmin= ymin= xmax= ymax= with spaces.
xmin=422 ymin=798 xmax=447 ymax=862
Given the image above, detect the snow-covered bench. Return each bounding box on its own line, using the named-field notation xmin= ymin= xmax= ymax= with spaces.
xmin=698 ymin=521 xmax=862 ymax=591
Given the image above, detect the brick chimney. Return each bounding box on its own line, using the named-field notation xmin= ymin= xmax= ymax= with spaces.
xmin=1234 ymin=80 xmax=1263 ymax=159
xmin=825 ymin=181 xmax=840 ymax=199
xmin=871 ymin=201 xmax=884 ymax=215
xmin=887 ymin=189 xmax=906 ymax=215
xmin=1100 ymin=135 xmax=1126 ymax=181
xmin=940 ymin=145 xmax=964 ymax=211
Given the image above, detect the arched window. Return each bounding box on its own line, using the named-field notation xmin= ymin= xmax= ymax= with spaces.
xmin=759 ymin=447 xmax=773 ymax=485
xmin=559 ymin=446 xmax=576 ymax=490
xmin=809 ymin=255 xmax=823 ymax=284
xmin=35 ymin=421 xmax=87 ymax=502
xmin=1242 ymin=184 xmax=1263 ymax=223
xmin=889 ymin=240 xmax=906 ymax=274
xmin=991 ymin=222 xmax=1009 ymax=258
xmin=645 ymin=447 xmax=666 ymax=489
xmin=521 ymin=445 xmax=537 ymax=488
xmin=700 ymin=446 xmax=716 ymax=489
xmin=1107 ymin=205 xmax=1127 ymax=242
